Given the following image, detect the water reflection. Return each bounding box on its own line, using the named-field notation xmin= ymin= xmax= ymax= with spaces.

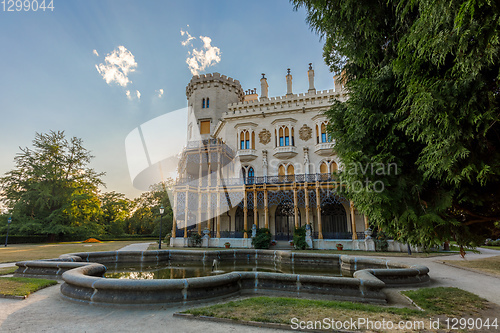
xmin=104 ymin=260 xmax=344 ymax=280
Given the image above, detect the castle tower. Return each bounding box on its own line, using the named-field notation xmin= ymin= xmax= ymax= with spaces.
xmin=186 ymin=73 xmax=244 ymax=140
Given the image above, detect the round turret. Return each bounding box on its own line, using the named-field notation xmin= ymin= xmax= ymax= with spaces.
xmin=186 ymin=73 xmax=244 ymax=140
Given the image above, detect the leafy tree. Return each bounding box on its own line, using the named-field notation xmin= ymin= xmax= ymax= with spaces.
xmin=292 ymin=0 xmax=500 ymax=248
xmin=125 ymin=181 xmax=172 ymax=236
xmin=99 ymin=191 xmax=132 ymax=236
xmin=0 ymin=131 xmax=105 ymax=240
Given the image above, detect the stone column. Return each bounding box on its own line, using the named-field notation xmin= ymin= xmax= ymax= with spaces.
xmin=197 ymin=191 xmax=202 ymax=235
xmin=207 ymin=191 xmax=212 ymax=232
xmin=172 ymin=192 xmax=177 ymax=239
xmin=243 ymin=190 xmax=248 ymax=238
xmin=253 ymin=187 xmax=258 ymax=228
xmin=304 ymin=184 xmax=310 ymax=226
xmin=316 ymin=184 xmax=323 ymax=239
xmin=350 ymin=201 xmax=358 ymax=240
xmin=293 ymin=185 xmax=299 ymax=228
xmin=216 ymin=190 xmax=221 ymax=238
xmin=184 ymin=190 xmax=189 ymax=238
xmin=264 ymin=187 xmax=269 ymax=229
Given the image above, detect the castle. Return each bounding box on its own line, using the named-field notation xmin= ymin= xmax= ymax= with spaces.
xmin=170 ymin=65 xmax=375 ymax=250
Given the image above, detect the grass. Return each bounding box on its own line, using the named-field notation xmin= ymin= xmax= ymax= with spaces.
xmin=0 ymin=240 xmax=147 ymax=263
xmin=402 ymin=287 xmax=486 ymax=316
xmin=443 ymin=255 xmax=500 ymax=276
xmin=183 ymin=288 xmax=487 ymax=329
xmin=483 ymin=245 xmax=500 ymax=251
xmin=0 ymin=277 xmax=57 ymax=297
xmin=0 ymin=267 xmax=17 ymax=275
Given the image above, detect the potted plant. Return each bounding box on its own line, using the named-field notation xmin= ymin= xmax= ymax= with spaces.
xmin=336 ymin=243 xmax=344 ymax=251
xmin=289 ymin=240 xmax=294 ymax=247
xmin=224 ymin=242 xmax=231 ymax=249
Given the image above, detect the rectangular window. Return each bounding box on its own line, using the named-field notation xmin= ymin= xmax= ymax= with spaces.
xmin=240 ymin=141 xmax=245 ymax=150
xmin=285 ymin=137 xmax=289 ymax=146
xmin=279 ymin=137 xmax=284 ymax=146
xmin=245 ymin=140 xmax=250 ymax=149
xmin=200 ymin=120 xmax=210 ymax=134
xmin=322 ymin=133 xmax=327 ymax=143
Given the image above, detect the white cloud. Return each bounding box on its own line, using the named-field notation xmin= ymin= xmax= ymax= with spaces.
xmin=136 ymin=90 xmax=141 ymax=99
xmin=180 ymin=29 xmax=195 ymax=46
xmin=126 ymin=90 xmax=132 ymax=100
xmin=96 ymin=46 xmax=137 ymax=87
xmin=93 ymin=49 xmax=99 ymax=57
xmin=183 ymin=34 xmax=221 ymax=76
xmin=156 ymin=89 xmax=164 ymax=98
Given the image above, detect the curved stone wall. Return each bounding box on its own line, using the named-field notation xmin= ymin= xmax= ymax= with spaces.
xmin=15 ymin=250 xmax=429 ymax=306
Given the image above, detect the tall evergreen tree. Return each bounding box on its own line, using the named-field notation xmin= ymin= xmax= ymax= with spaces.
xmin=292 ymin=0 xmax=500 ymax=248
xmin=0 ymin=131 xmax=105 ymax=239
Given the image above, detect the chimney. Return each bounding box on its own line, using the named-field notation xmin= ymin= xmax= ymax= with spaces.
xmin=286 ymin=68 xmax=292 ymax=95
xmin=308 ymin=63 xmax=315 ymax=92
xmin=260 ymin=73 xmax=268 ymax=99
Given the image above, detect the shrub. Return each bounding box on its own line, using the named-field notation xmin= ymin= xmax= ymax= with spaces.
xmin=251 ymin=228 xmax=272 ymax=249
xmin=293 ymin=226 xmax=308 ymax=250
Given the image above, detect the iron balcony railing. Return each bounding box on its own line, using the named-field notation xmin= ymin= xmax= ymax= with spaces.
xmin=176 ymin=173 xmax=336 ymax=186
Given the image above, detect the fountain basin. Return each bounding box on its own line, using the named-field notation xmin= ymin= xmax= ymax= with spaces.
xmin=15 ymin=249 xmax=429 ymax=306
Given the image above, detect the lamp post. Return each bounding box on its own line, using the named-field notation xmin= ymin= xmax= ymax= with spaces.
xmin=159 ymin=206 xmax=164 ymax=249
xmin=5 ymin=215 xmax=12 ymax=247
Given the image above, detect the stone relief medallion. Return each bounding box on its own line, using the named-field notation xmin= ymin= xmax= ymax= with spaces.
xmin=258 ymin=129 xmax=271 ymax=145
xmin=299 ymin=124 xmax=312 ymax=141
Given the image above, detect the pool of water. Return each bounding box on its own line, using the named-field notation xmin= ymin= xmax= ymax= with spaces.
xmin=104 ymin=260 xmax=344 ymax=280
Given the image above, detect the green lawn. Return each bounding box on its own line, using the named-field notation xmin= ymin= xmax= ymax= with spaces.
xmin=0 ymin=277 xmax=57 ymax=297
xmin=0 ymin=240 xmax=146 ymax=263
xmin=0 ymin=267 xmax=17 ymax=276
xmin=183 ymin=288 xmax=488 ymax=331
xmin=444 ymin=255 xmax=500 ymax=276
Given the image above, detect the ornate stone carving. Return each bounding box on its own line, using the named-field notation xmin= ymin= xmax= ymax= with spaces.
xmin=258 ymin=129 xmax=271 ymax=145
xmin=299 ymin=124 xmax=312 ymax=141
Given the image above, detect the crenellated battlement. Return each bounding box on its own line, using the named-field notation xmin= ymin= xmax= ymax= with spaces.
xmin=223 ymin=88 xmax=347 ymax=118
xmin=186 ymin=72 xmax=245 ymax=100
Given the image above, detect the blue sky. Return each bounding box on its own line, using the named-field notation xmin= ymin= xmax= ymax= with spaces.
xmin=0 ymin=0 xmax=334 ymax=198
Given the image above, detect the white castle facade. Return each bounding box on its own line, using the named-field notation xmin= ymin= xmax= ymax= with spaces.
xmin=170 ymin=65 xmax=385 ymax=250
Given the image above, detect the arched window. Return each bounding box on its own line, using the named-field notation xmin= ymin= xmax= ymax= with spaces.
xmin=320 ymin=162 xmax=328 ymax=174
xmin=241 ymin=167 xmax=246 ymax=180
xmin=316 ymin=124 xmax=319 ymax=144
xmin=206 ymin=98 xmax=210 ymax=108
xmin=279 ymin=127 xmax=284 ymax=146
xmin=321 ymin=123 xmax=327 ymax=142
xmin=248 ymin=167 xmax=254 ymax=178
xmin=284 ymin=127 xmax=290 ymax=146
xmin=278 ymin=165 xmax=286 ymax=176
xmin=287 ymin=164 xmax=294 ymax=175
xmin=275 ymin=200 xmax=300 ymax=240
xmin=239 ymin=130 xmax=253 ymax=149
xmin=331 ymin=161 xmax=338 ymax=173
xmin=321 ymin=201 xmax=348 ymax=239
xmin=202 ymin=98 xmax=205 ymax=109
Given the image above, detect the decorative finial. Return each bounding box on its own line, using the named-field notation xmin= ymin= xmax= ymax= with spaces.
xmin=309 ymin=63 xmax=313 ymax=70
xmin=261 ymin=73 xmax=266 ymax=79
xmin=287 ymin=68 xmax=291 ymax=75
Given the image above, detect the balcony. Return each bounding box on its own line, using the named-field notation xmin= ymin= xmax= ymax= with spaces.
xmin=273 ymin=146 xmax=298 ymax=159
xmin=235 ymin=149 xmax=258 ymax=162
xmin=314 ymin=142 xmax=335 ymax=156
